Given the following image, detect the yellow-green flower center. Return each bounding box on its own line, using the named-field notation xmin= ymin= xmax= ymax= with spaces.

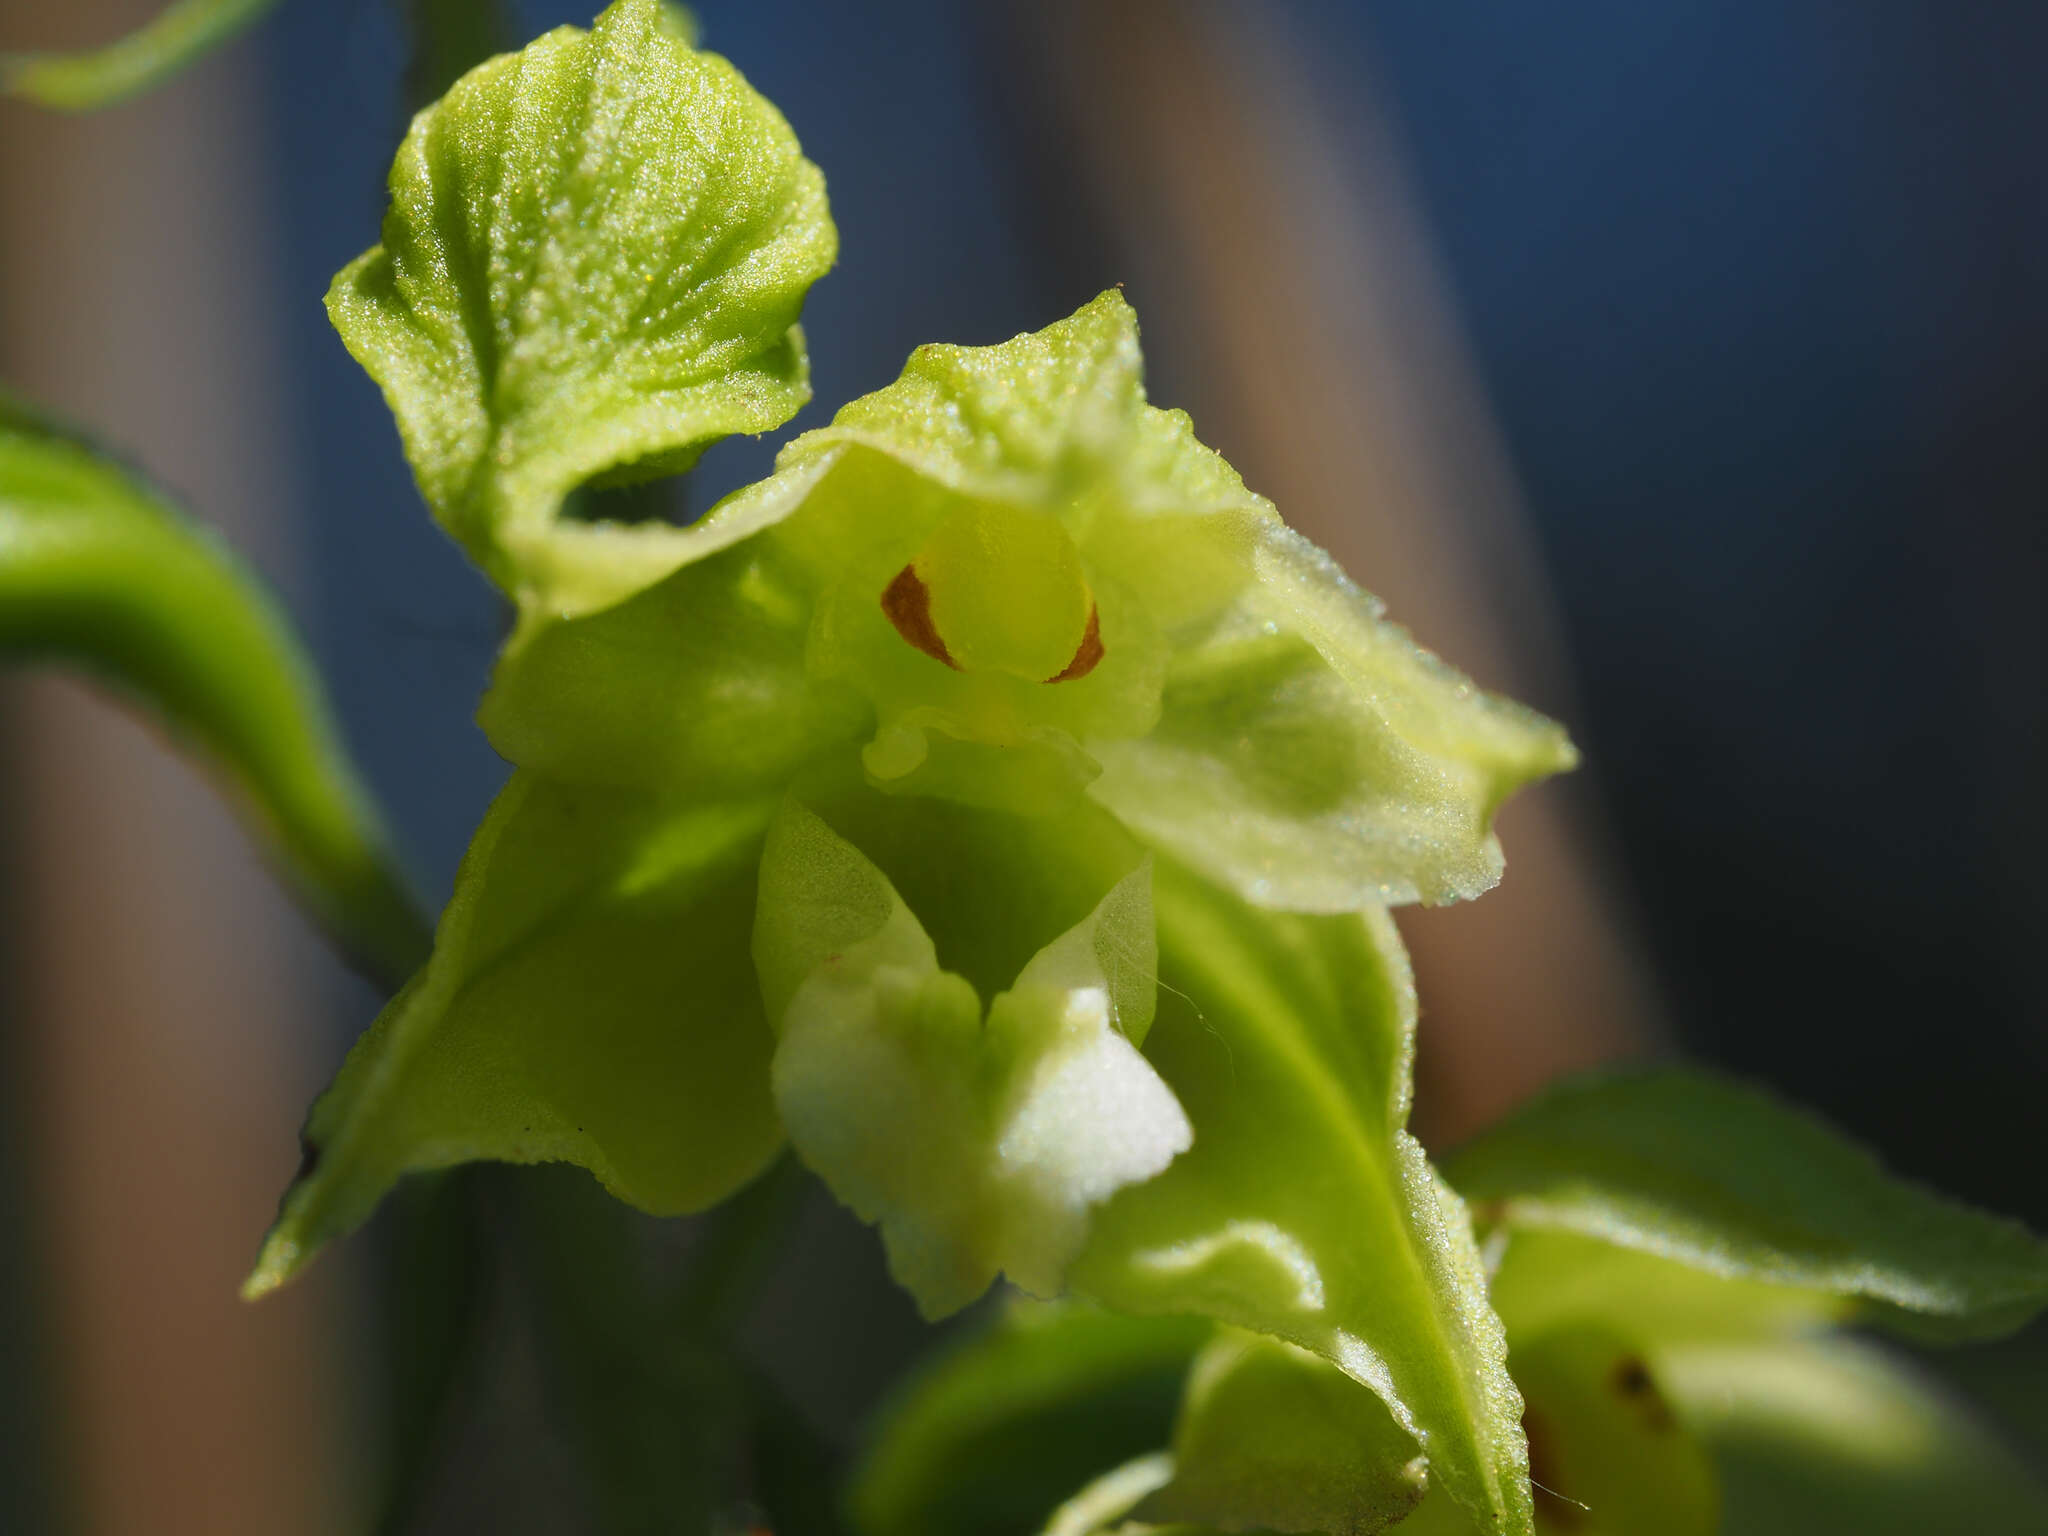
xmin=883 ymin=503 xmax=1100 ymax=682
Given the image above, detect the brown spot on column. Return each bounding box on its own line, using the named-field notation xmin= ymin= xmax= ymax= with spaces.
xmin=881 ymin=563 xmax=959 ymax=668
xmin=1045 ymin=602 xmax=1104 ymax=681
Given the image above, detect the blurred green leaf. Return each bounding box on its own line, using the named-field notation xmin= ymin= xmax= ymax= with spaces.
xmin=0 ymin=399 xmax=427 ymax=984
xmin=852 ymin=1301 xmax=1209 ymax=1536
xmin=245 ymin=774 xmax=784 ymax=1297
xmin=1447 ymin=1068 xmax=2048 ymax=1340
xmin=1487 ymin=1230 xmax=1848 ymax=1348
xmin=331 ymin=0 xmax=835 ymax=620
xmin=1069 ymin=863 xmax=1534 ymax=1536
xmin=1662 ymin=1335 xmax=2048 ymax=1533
xmin=1138 ymin=1330 xmax=1427 ymax=1535
xmin=1 ymin=0 xmax=275 ymax=111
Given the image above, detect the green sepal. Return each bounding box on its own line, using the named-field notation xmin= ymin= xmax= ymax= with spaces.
xmin=2 ymin=0 xmax=276 ymax=111
xmin=1089 ymin=522 xmax=1577 ymax=909
xmin=1661 ymin=1335 xmax=2048 ymax=1533
xmin=1069 ymin=862 xmax=1534 ymax=1536
xmin=1138 ymin=1330 xmax=1428 ymax=1535
xmin=0 ymin=398 xmax=427 ymax=984
xmin=1447 ymin=1067 xmax=2048 ymax=1340
xmin=756 ymin=801 xmax=1187 ymax=1317
xmin=245 ymin=773 xmax=783 ymax=1296
xmin=329 ymin=0 xmax=835 ymax=620
xmin=850 ymin=1300 xmax=1209 ymax=1536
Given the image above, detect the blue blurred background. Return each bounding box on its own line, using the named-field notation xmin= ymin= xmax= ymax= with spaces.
xmin=3 ymin=0 xmax=2043 ymax=1529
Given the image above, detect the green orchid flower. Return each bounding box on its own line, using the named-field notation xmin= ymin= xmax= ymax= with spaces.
xmin=248 ymin=6 xmax=1577 ymax=1530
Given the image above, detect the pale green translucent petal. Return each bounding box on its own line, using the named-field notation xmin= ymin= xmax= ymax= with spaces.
xmin=478 ymin=456 xmax=866 ymax=790
xmin=1139 ymin=1330 xmax=1428 ymax=1535
xmin=0 ymin=399 xmax=426 ymax=984
xmin=1093 ymin=522 xmax=1577 ymax=910
xmin=850 ymin=1300 xmax=1208 ymax=1536
xmin=1447 ymin=1067 xmax=2048 ymax=1340
xmin=245 ymin=774 xmax=782 ymax=1296
xmin=757 ymin=802 xmax=1188 ymax=1317
xmin=1663 ymin=1336 xmax=2048 ymax=1533
xmin=1070 ymin=862 xmax=1533 ymax=1536
xmin=329 ymin=0 xmax=835 ymax=618
xmin=2 ymin=0 xmax=275 ymax=111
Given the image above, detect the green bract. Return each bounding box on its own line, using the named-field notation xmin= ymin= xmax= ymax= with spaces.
xmin=0 ymin=398 xmax=426 ymax=984
xmin=329 ymin=0 xmax=835 ymax=620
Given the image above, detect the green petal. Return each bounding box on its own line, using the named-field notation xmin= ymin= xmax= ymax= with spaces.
xmin=1070 ymin=863 xmax=1534 ymax=1536
xmin=0 ymin=398 xmax=426 ymax=984
xmin=1662 ymin=1336 xmax=2048 ymax=1533
xmin=756 ymin=802 xmax=1188 ymax=1316
xmin=329 ymin=0 xmax=835 ymax=619
xmin=1091 ymin=522 xmax=1577 ymax=910
xmin=1446 ymin=1067 xmax=2048 ymax=1340
xmin=477 ymin=456 xmax=866 ymax=789
xmin=246 ymin=773 xmax=782 ymax=1296
xmin=850 ymin=1300 xmax=1208 ymax=1536
xmin=2 ymin=0 xmax=275 ymax=112
xmin=1139 ymin=1330 xmax=1428 ymax=1535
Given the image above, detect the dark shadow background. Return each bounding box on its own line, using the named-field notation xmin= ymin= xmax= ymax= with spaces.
xmin=2 ymin=0 xmax=2042 ymax=1528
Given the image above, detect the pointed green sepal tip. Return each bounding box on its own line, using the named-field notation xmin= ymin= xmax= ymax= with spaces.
xmin=330 ymin=0 xmax=836 ymax=620
xmin=244 ymin=776 xmax=787 ymax=1296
